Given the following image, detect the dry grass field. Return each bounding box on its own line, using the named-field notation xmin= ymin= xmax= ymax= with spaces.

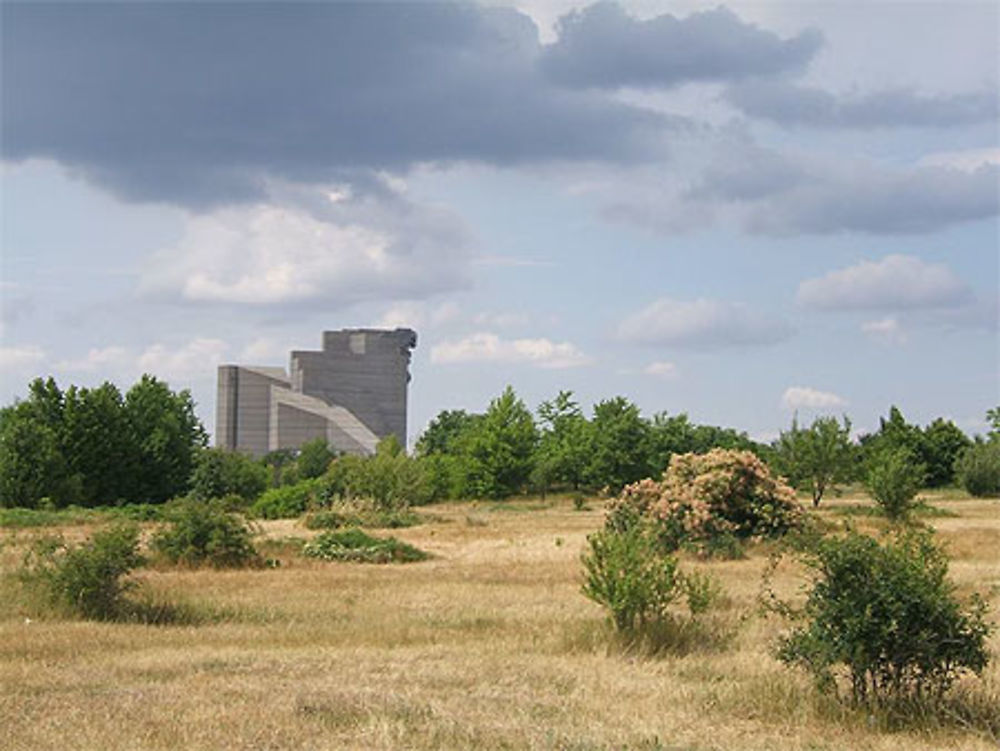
xmin=1 ymin=493 xmax=998 ymax=751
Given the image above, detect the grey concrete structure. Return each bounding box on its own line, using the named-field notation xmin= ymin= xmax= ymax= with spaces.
xmin=216 ymin=328 xmax=416 ymax=457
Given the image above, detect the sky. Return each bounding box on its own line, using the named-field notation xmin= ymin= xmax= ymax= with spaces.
xmin=1 ymin=0 xmax=997 ymax=447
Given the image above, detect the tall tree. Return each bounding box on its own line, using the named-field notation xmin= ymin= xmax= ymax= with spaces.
xmin=465 ymin=386 xmax=537 ymax=498
xmin=775 ymin=415 xmax=855 ymax=507
xmin=125 ymin=374 xmax=207 ymax=502
xmin=921 ymin=418 xmax=971 ymax=488
xmin=585 ymin=396 xmax=651 ymax=492
xmin=535 ymin=390 xmax=592 ymax=492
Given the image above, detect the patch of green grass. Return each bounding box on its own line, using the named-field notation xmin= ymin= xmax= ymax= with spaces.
xmin=302 ymin=528 xmax=429 ymax=563
xmin=0 ymin=503 xmax=164 ymax=528
xmin=303 ymin=508 xmax=422 ymax=530
xmin=829 ymin=501 xmax=958 ymax=519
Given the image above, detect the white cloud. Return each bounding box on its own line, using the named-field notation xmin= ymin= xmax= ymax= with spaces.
xmin=238 ymin=338 xmax=287 ymax=363
xmin=797 ymin=254 xmax=970 ymax=310
xmin=643 ymin=361 xmax=678 ymax=378
xmin=376 ymin=301 xmax=461 ymax=331
xmin=138 ymin=338 xmax=229 ymax=380
xmin=140 ymin=187 xmax=469 ymax=307
xmin=472 ymin=311 xmax=531 ymax=329
xmin=781 ymin=386 xmax=848 ymax=410
xmin=55 ymin=346 xmax=131 ymax=373
xmin=919 ymin=147 xmax=1000 ymax=172
xmin=0 ymin=345 xmax=45 ymax=372
xmin=431 ymin=332 xmax=591 ymax=369
xmin=861 ymin=316 xmax=908 ymax=344
xmin=618 ymin=297 xmax=792 ymax=348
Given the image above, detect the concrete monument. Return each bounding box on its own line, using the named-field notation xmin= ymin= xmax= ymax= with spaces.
xmin=216 ymin=328 xmax=416 ymax=457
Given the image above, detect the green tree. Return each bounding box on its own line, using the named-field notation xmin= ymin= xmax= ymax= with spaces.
xmin=0 ymin=401 xmax=72 ymax=508
xmin=866 ymin=446 xmax=925 ymax=521
xmin=189 ymin=447 xmax=268 ymax=503
xmin=124 ymin=375 xmax=207 ymax=503
xmin=62 ymin=382 xmax=136 ymax=506
xmin=774 ymin=415 xmax=855 ymax=507
xmin=954 ymin=440 xmax=1000 ymax=498
xmin=920 ymin=418 xmax=971 ymax=487
xmin=535 ymin=390 xmax=592 ymax=493
xmin=297 ymin=437 xmax=334 ymax=479
xmin=586 ymin=397 xmax=651 ymax=492
xmin=415 ymin=409 xmax=482 ymax=456
xmin=464 ymin=386 xmax=537 ymax=498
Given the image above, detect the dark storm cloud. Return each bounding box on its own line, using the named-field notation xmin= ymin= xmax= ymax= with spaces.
xmin=725 ymin=80 xmax=999 ymax=128
xmin=540 ymin=3 xmax=822 ymax=89
xmin=1 ymin=2 xmax=668 ymax=207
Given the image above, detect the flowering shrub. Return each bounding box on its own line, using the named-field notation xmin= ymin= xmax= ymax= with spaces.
xmin=606 ymin=449 xmax=803 ymax=555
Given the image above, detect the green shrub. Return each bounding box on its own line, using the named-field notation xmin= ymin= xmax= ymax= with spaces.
xmin=866 ymin=447 xmax=924 ymax=521
xmin=20 ymin=523 xmax=144 ymax=620
xmin=320 ymin=437 xmax=432 ymax=509
xmin=581 ymin=526 xmax=720 ymax=652
xmin=954 ymin=441 xmax=1000 ymax=498
xmin=301 ymin=528 xmax=429 ymax=563
xmin=249 ymin=479 xmax=321 ymax=519
xmin=303 ymin=499 xmax=421 ymax=530
xmin=151 ymin=498 xmax=262 ymax=568
xmin=777 ymin=530 xmax=992 ymax=707
xmin=606 ymin=449 xmax=803 ymax=556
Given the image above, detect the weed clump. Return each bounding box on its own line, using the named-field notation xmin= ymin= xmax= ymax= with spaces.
xmin=302 ymin=528 xmax=429 ymax=563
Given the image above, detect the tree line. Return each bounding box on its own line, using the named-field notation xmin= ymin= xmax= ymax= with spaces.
xmin=1 ymin=376 xmax=997 ymax=508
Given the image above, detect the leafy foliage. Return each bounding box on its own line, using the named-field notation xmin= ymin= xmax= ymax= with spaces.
xmin=151 ymin=498 xmax=262 ymax=568
xmin=189 ymin=447 xmax=269 ymax=503
xmin=20 ymin=523 xmax=144 ymax=620
xmin=322 ymin=436 xmax=431 ymax=508
xmin=0 ymin=376 xmax=206 ymax=508
xmin=607 ymin=449 xmax=803 ymax=556
xmin=301 ymin=528 xmax=429 ymax=563
xmin=585 ymin=397 xmax=650 ymax=493
xmin=954 ymin=440 xmax=1000 ymax=498
xmin=866 ymin=447 xmax=924 ymax=521
xmin=777 ymin=530 xmax=992 ymax=707
xmin=774 ymin=415 xmax=855 ymax=507
xmin=249 ymin=479 xmax=322 ymax=519
xmin=297 ymin=437 xmax=334 ymax=479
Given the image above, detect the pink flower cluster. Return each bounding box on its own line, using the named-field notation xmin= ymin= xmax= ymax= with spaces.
xmin=607 ymin=449 xmax=803 ymax=549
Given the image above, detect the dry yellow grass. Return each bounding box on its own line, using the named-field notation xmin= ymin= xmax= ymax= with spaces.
xmin=1 ymin=494 xmax=998 ymax=750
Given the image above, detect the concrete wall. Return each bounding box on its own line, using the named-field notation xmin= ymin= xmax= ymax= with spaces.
xmin=290 ymin=328 xmax=416 ymax=445
xmin=215 ymin=366 xmax=290 ymax=456
xmin=215 ymin=328 xmax=415 ymax=457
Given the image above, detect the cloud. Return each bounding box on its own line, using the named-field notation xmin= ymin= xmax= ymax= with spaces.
xmin=617 ymin=298 xmax=792 ymax=348
xmin=137 ymin=338 xmax=229 ymax=380
xmin=797 ymin=255 xmax=971 ymax=310
xmin=781 ymin=386 xmax=847 ymax=410
xmin=0 ymin=344 xmax=45 ymax=372
xmin=431 ymin=332 xmax=591 ymax=369
xmin=376 ymin=301 xmax=461 ymax=330
xmin=725 ymin=80 xmax=998 ymax=129
xmin=139 ymin=182 xmax=470 ymax=306
xmin=55 ymin=346 xmax=130 ymax=373
xmin=643 ymin=361 xmax=678 ymax=378
xmin=688 ymin=141 xmax=1000 ymax=235
xmin=542 ymin=4 xmax=821 ymax=89
xmin=2 ymin=2 xmax=672 ymax=208
xmin=861 ymin=317 xmax=908 ymax=344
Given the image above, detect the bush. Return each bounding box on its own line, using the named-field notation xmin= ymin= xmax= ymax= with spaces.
xmin=151 ymin=498 xmax=262 ymax=568
xmin=606 ymin=449 xmax=802 ymax=556
xmin=581 ymin=526 xmax=720 ymax=652
xmin=955 ymin=441 xmax=1000 ymax=498
xmin=249 ymin=479 xmax=321 ymax=519
xmin=301 ymin=528 xmax=429 ymax=563
xmin=866 ymin=447 xmax=924 ymax=521
xmin=20 ymin=523 xmax=144 ymax=620
xmin=320 ymin=438 xmax=431 ymax=509
xmin=777 ymin=530 xmax=992 ymax=707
